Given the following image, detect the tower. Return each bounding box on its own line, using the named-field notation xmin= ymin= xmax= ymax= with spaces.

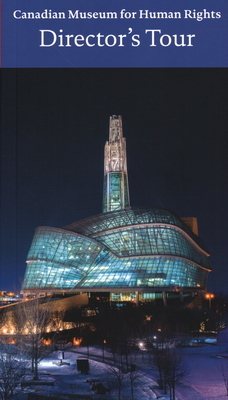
xmin=102 ymin=115 xmax=130 ymax=213
xmin=23 ymin=115 xmax=210 ymax=300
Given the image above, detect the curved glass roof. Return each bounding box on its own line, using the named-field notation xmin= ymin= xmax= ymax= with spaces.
xmin=23 ymin=213 xmax=210 ymax=292
xmin=65 ymin=207 xmax=209 ymax=253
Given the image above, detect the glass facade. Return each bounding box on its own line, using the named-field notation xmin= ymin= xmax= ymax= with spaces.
xmin=103 ymin=173 xmax=130 ymax=213
xmin=22 ymin=117 xmax=211 ymax=297
xmin=23 ymin=208 xmax=210 ymax=293
xmin=23 ymin=227 xmax=101 ymax=289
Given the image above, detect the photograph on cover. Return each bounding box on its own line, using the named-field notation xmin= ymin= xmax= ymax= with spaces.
xmin=1 ymin=68 xmax=227 ymax=294
xmin=1 ymin=67 xmax=228 ymax=399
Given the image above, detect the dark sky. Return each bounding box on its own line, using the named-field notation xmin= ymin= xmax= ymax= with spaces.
xmin=1 ymin=68 xmax=228 ymax=293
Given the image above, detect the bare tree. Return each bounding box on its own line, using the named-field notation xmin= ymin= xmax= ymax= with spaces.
xmin=49 ymin=310 xmax=65 ymax=332
xmin=0 ymin=309 xmax=8 ymax=332
xmin=165 ymin=349 xmax=188 ymax=400
xmin=13 ymin=296 xmax=52 ymax=380
xmin=0 ymin=343 xmax=27 ymax=400
xmin=128 ymin=363 xmax=141 ymax=400
xmin=108 ymin=366 xmax=126 ymax=400
xmin=152 ymin=341 xmax=168 ymax=391
xmin=152 ymin=343 xmax=188 ymax=399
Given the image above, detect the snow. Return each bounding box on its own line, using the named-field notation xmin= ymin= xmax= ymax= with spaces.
xmin=174 ymin=345 xmax=228 ymax=400
xmin=17 ymin=341 xmax=228 ymax=400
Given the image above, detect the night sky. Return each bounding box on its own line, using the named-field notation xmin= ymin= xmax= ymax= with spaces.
xmin=1 ymin=68 xmax=228 ymax=293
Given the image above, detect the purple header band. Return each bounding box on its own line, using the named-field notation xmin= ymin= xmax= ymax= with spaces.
xmin=1 ymin=0 xmax=228 ymax=67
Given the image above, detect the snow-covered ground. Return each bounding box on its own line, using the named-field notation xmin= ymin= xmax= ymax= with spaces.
xmin=36 ymin=349 xmax=158 ymax=400
xmin=19 ymin=341 xmax=228 ymax=400
xmin=174 ymin=344 xmax=228 ymax=400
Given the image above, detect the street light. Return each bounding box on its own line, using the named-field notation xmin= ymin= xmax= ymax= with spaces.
xmin=205 ymin=293 xmax=214 ymax=308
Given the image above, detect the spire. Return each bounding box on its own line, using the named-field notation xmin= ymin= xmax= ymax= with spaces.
xmin=102 ymin=115 xmax=130 ymax=213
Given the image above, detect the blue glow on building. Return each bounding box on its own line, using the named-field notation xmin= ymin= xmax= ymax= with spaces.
xmin=22 ymin=116 xmax=211 ymax=300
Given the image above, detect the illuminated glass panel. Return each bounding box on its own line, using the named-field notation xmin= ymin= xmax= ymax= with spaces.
xmin=23 ymin=227 xmax=102 ymax=290
xmin=65 ymin=208 xmax=208 ymax=253
xmin=24 ymin=208 xmax=210 ymax=293
xmin=23 ymin=261 xmax=82 ymax=289
xmin=103 ymin=172 xmax=130 ymax=212
xmin=92 ymin=225 xmax=210 ymax=270
xmin=77 ymin=253 xmax=208 ymax=290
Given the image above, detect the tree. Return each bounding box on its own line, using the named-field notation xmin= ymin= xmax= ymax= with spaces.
xmin=128 ymin=363 xmax=141 ymax=400
xmin=0 ymin=309 xmax=8 ymax=333
xmin=13 ymin=296 xmax=52 ymax=380
xmin=153 ymin=346 xmax=168 ymax=392
xmin=151 ymin=336 xmax=169 ymax=392
xmin=48 ymin=310 xmax=63 ymax=331
xmin=0 ymin=343 xmax=27 ymax=400
xmin=108 ymin=366 xmax=126 ymax=400
xmin=152 ymin=342 xmax=188 ymax=399
xmin=165 ymin=349 xmax=188 ymax=400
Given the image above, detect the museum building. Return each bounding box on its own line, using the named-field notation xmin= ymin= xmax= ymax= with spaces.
xmin=22 ymin=116 xmax=211 ymax=303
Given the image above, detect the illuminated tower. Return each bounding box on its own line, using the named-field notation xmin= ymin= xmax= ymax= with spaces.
xmin=102 ymin=115 xmax=130 ymax=213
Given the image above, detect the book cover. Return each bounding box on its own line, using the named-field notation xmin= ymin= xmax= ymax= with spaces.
xmin=1 ymin=2 xmax=228 ymax=293
xmin=1 ymin=1 xmax=228 ymax=398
